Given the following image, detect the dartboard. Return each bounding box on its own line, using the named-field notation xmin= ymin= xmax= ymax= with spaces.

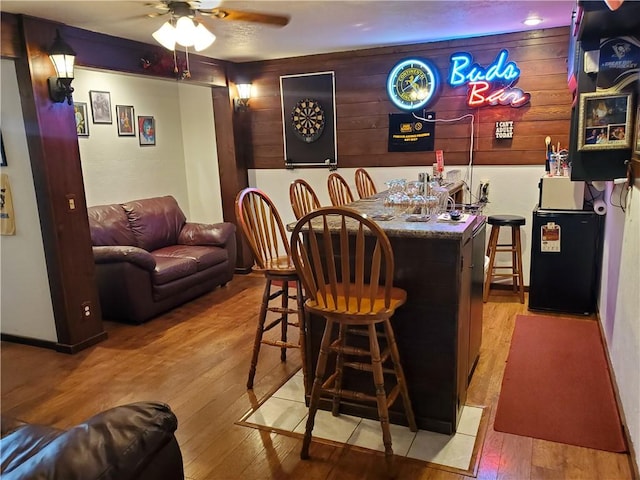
xmin=291 ymin=98 xmax=325 ymax=143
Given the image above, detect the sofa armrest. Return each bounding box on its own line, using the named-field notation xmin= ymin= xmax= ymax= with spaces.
xmin=2 ymin=402 xmax=182 ymax=480
xmin=178 ymin=222 xmax=236 ymax=247
xmin=92 ymin=246 xmax=156 ymax=271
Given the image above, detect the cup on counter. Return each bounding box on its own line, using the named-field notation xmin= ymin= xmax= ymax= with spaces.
xmin=548 ymin=159 xmax=557 ymax=176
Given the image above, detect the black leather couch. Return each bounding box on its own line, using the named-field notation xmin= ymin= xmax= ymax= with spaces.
xmin=88 ymin=195 xmax=236 ymax=323
xmin=0 ymin=401 xmax=183 ymax=480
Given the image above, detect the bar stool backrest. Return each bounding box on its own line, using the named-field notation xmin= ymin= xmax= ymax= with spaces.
xmin=327 ymin=173 xmax=355 ymax=207
xmin=235 ymin=188 xmax=293 ymax=272
xmin=289 ymin=179 xmax=321 ymax=220
xmin=355 ymin=168 xmax=377 ymax=199
xmin=290 ymin=207 xmax=395 ymax=315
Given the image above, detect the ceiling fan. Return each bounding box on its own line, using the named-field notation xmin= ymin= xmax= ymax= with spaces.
xmin=148 ymin=1 xmax=290 ymax=28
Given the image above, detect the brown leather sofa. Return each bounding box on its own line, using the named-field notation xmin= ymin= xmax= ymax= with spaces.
xmin=0 ymin=401 xmax=183 ymax=480
xmin=88 ymin=195 xmax=236 ymax=323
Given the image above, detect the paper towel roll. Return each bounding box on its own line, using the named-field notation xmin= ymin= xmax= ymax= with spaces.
xmin=591 ymin=180 xmax=606 ymax=191
xmin=593 ymin=199 xmax=607 ymax=215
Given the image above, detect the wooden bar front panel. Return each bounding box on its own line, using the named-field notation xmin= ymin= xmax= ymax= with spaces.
xmin=305 ymin=222 xmax=484 ymax=434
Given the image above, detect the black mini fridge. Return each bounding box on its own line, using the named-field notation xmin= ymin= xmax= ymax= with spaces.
xmin=528 ymin=206 xmax=603 ymax=315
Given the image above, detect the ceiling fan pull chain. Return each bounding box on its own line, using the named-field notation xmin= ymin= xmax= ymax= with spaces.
xmin=184 ymin=46 xmax=191 ymax=79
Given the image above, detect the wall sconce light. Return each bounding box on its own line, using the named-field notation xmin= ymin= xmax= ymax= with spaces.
xmin=234 ymin=83 xmax=252 ymax=112
xmin=48 ymin=30 xmax=76 ymax=105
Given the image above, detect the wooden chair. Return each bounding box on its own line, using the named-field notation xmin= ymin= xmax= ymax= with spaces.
xmin=290 ymin=206 xmax=417 ymax=475
xmin=355 ymin=168 xmax=377 ymax=199
xmin=327 ymin=172 xmax=354 ymax=206
xmin=289 ymin=179 xmax=321 ymax=220
xmin=235 ymin=188 xmax=308 ymax=391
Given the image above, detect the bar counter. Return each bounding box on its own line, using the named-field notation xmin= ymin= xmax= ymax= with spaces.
xmin=298 ymin=189 xmax=486 ymax=434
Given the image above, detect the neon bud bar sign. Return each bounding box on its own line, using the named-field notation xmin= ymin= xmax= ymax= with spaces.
xmin=448 ymin=49 xmax=530 ymax=108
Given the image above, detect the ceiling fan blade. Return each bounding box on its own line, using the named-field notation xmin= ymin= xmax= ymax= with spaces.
xmin=207 ymin=8 xmax=290 ymax=27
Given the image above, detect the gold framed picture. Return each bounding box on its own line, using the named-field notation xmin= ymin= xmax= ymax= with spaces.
xmin=578 ymin=91 xmax=633 ymax=151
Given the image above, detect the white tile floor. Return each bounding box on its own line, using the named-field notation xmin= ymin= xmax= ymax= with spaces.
xmin=243 ymin=370 xmax=484 ymax=472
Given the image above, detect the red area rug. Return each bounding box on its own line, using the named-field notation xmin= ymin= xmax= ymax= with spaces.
xmin=494 ymin=314 xmax=627 ymax=452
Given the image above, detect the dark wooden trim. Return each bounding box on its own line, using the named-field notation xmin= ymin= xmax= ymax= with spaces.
xmin=55 ymin=331 xmax=109 ymax=354
xmin=0 ymin=331 xmax=108 ymax=354
xmin=212 ymin=83 xmax=254 ymax=270
xmin=0 ymin=13 xmax=22 ymax=58
xmin=0 ymin=333 xmax=59 ymax=352
xmin=13 ymin=16 xmax=106 ymax=350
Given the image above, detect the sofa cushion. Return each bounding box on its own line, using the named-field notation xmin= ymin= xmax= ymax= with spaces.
xmin=122 ymin=196 xmax=186 ymax=252
xmin=0 ymin=402 xmax=181 ymax=480
xmin=152 ymin=255 xmax=197 ymax=285
xmin=87 ymin=204 xmax=137 ymax=246
xmin=153 ymin=245 xmax=228 ymax=271
xmin=1 ymin=421 xmax=63 ymax=473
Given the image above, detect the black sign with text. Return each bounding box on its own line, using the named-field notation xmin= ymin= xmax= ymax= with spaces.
xmin=388 ymin=112 xmax=435 ymax=152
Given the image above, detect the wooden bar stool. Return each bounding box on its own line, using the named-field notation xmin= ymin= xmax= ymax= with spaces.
xmin=290 ymin=207 xmax=417 ymax=476
xmin=483 ymin=214 xmax=526 ymax=303
xmin=355 ymin=168 xmax=377 ymax=199
xmin=235 ymin=188 xmax=308 ymax=392
xmin=327 ymin=172 xmax=355 ymax=206
xmin=289 ymin=179 xmax=321 ymax=220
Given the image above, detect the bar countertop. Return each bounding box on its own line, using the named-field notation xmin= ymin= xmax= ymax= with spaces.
xmin=295 ymin=184 xmax=483 ymax=242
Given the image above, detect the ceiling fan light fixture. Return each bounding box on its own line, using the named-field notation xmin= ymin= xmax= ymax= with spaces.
xmin=193 ymin=23 xmax=216 ymax=51
xmin=175 ymin=16 xmax=197 ymax=47
xmin=153 ymin=21 xmax=177 ymax=50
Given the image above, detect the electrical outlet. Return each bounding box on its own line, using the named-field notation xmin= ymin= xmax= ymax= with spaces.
xmin=479 ymin=180 xmax=490 ymax=202
xmin=81 ymin=301 xmax=92 ymax=319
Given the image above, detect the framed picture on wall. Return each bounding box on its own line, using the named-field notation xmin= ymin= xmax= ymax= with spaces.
xmin=73 ymin=102 xmax=89 ymax=137
xmin=116 ymin=105 xmax=135 ymax=136
xmin=578 ymin=91 xmax=633 ymax=151
xmin=138 ymin=116 xmax=155 ymax=146
xmin=89 ymin=90 xmax=112 ymax=124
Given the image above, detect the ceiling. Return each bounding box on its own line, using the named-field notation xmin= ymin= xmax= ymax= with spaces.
xmin=1 ymin=1 xmax=578 ymax=63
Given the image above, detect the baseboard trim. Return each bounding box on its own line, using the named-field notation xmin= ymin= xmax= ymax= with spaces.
xmin=1 ymin=331 xmax=108 ymax=354
xmin=595 ymin=314 xmax=639 ymax=479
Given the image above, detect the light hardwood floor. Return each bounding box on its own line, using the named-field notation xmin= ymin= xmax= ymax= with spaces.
xmin=1 ymin=273 xmax=635 ymax=479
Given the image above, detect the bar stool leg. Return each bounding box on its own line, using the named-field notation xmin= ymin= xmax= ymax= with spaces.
xmin=483 ymin=226 xmax=500 ymax=303
xmin=301 ymin=319 xmax=334 ymax=460
xmin=247 ymin=277 xmax=272 ymax=389
xmin=383 ymin=319 xmax=417 ymax=432
xmin=295 ymin=279 xmax=310 ymax=395
xmin=368 ymin=324 xmax=395 ymax=476
xmin=332 ymin=323 xmax=346 ymax=416
xmin=280 ymin=280 xmax=289 ymax=361
xmin=515 ymin=227 xmax=525 ymax=303
xmin=511 ymin=228 xmax=518 ymax=293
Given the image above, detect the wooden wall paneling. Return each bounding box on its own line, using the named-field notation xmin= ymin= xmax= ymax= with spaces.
xmin=240 ymin=27 xmax=572 ymax=171
xmin=211 ymin=81 xmax=253 ymax=271
xmin=0 ymin=13 xmax=22 ymax=58
xmin=14 ymin=16 xmax=107 ymax=352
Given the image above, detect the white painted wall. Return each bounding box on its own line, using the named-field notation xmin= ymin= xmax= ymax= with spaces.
xmin=598 ymin=180 xmax=640 ymax=467
xmin=178 ymin=83 xmax=223 ymax=224
xmin=74 ymin=68 xmax=223 ymax=221
xmin=251 ymin=164 xmax=545 ymax=285
xmin=0 ymin=59 xmax=57 ymax=341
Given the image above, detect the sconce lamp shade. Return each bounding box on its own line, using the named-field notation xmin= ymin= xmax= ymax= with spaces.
xmin=234 ymin=83 xmax=252 ymax=112
xmin=48 ymin=29 xmax=76 ymax=79
xmin=153 ymin=18 xmax=216 ymax=52
xmin=48 ymin=29 xmax=76 ymax=105
xmin=237 ymin=83 xmax=252 ymax=100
